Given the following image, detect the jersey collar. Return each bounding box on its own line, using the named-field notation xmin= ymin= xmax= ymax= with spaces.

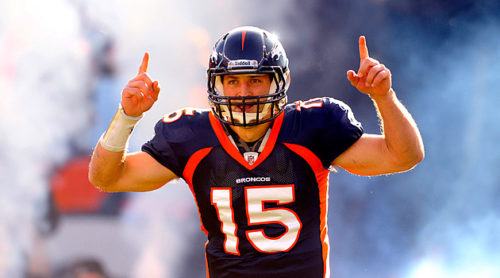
xmin=209 ymin=111 xmax=284 ymax=170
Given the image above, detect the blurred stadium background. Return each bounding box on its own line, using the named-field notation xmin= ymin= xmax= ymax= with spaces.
xmin=1 ymin=0 xmax=500 ymax=277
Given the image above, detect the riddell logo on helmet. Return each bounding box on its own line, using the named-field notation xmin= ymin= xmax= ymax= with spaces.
xmin=236 ymin=176 xmax=271 ymax=184
xmin=228 ymin=60 xmax=258 ymax=69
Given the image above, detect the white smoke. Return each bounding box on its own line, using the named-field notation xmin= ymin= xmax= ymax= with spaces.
xmin=401 ymin=18 xmax=500 ymax=278
xmin=0 ymin=0 xmax=91 ymax=276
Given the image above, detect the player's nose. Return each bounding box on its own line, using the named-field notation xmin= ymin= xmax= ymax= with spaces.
xmin=236 ymin=82 xmax=252 ymax=96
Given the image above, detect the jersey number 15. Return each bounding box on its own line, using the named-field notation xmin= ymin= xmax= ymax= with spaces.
xmin=211 ymin=184 xmax=302 ymax=255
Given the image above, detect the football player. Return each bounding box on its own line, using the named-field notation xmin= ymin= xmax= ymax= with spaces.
xmin=89 ymin=26 xmax=424 ymax=277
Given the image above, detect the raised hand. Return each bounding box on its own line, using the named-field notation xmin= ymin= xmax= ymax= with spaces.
xmin=347 ymin=36 xmax=392 ymax=98
xmin=121 ymin=52 xmax=161 ymax=117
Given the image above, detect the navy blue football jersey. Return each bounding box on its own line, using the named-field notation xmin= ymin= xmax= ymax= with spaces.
xmin=142 ymin=97 xmax=363 ymax=278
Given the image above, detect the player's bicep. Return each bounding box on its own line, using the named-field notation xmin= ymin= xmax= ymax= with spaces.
xmin=108 ymin=151 xmax=177 ymax=192
xmin=332 ymin=134 xmax=406 ymax=176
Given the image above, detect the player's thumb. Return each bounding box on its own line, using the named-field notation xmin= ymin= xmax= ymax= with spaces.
xmin=153 ymin=81 xmax=159 ymax=93
xmin=346 ymin=70 xmax=358 ymax=86
xmin=152 ymin=81 xmax=160 ymax=100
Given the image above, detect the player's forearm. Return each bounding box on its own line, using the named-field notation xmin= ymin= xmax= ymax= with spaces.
xmin=88 ymin=144 xmax=126 ymax=191
xmin=88 ymin=106 xmax=142 ymax=191
xmin=371 ymin=89 xmax=425 ymax=168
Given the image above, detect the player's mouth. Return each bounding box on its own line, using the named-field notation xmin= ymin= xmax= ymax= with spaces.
xmin=234 ymin=104 xmax=256 ymax=112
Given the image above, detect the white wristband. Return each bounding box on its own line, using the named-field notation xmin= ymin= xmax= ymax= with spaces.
xmin=99 ymin=106 xmax=142 ymax=152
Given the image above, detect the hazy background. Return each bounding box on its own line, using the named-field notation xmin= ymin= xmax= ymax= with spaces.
xmin=1 ymin=0 xmax=499 ymax=277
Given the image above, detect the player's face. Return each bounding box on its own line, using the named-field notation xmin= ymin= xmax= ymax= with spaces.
xmin=222 ymin=74 xmax=272 ymax=112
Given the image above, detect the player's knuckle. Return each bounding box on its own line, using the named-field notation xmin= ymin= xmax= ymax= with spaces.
xmin=141 ymin=72 xmax=152 ymax=80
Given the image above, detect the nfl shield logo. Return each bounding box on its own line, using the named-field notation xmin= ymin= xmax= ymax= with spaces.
xmin=244 ymin=152 xmax=259 ymax=165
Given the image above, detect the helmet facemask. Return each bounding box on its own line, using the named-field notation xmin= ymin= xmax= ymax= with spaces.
xmin=208 ymin=68 xmax=289 ymax=127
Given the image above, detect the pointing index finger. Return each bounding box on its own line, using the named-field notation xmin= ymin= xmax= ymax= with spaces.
xmin=359 ymin=36 xmax=369 ymax=60
xmin=138 ymin=52 xmax=149 ymax=74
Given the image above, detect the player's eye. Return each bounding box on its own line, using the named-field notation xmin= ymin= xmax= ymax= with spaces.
xmin=227 ymin=79 xmax=238 ymax=85
xmin=250 ymin=78 xmax=262 ymax=84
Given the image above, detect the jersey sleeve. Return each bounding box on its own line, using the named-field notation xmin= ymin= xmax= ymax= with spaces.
xmin=296 ymin=97 xmax=363 ymax=168
xmin=141 ymin=119 xmax=184 ymax=177
xmin=319 ymin=97 xmax=364 ymax=166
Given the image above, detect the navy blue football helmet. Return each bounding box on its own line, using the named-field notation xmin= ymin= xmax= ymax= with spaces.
xmin=207 ymin=26 xmax=290 ymax=126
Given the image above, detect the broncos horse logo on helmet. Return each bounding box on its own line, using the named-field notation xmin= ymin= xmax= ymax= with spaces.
xmin=207 ymin=26 xmax=291 ymax=126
